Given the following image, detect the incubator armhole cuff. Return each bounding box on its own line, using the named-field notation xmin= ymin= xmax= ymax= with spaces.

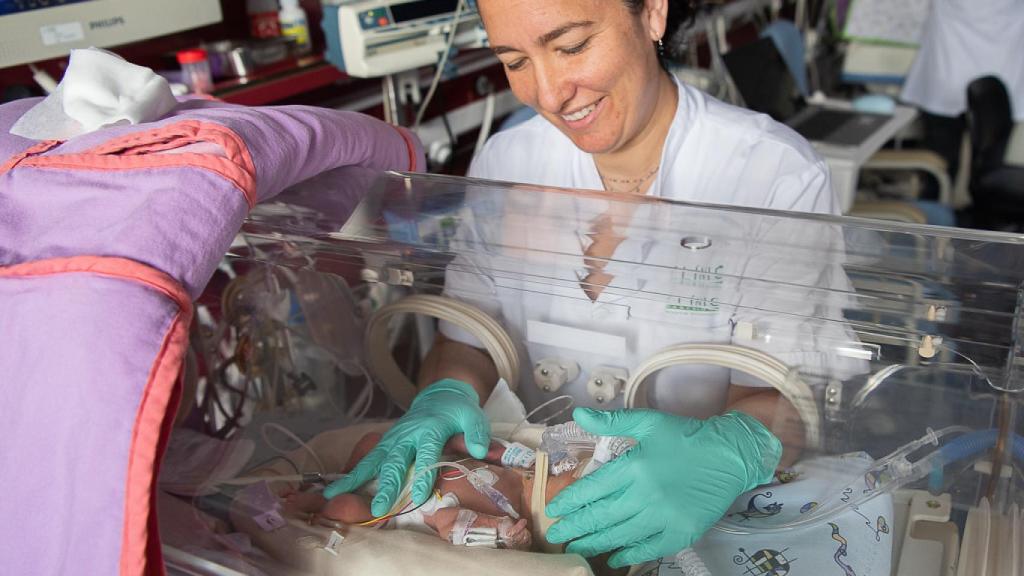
xmin=530 ymin=451 xmax=561 ymax=553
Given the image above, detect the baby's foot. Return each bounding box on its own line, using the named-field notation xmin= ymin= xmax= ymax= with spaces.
xmin=497 ymin=517 xmax=531 ymax=550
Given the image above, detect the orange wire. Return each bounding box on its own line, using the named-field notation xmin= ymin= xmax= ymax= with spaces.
xmin=356 ymin=489 xmax=441 ymax=527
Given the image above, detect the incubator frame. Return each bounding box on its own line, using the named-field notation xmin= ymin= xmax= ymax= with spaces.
xmin=163 ymin=167 xmax=1024 ymax=576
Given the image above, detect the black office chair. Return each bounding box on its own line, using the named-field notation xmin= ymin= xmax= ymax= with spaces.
xmin=963 ymin=76 xmax=1024 ymax=231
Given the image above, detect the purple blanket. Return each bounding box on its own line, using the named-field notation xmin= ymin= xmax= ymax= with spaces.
xmin=0 ymin=98 xmax=423 ymax=575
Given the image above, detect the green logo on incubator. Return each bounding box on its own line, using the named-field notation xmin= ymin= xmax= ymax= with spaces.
xmin=679 ymin=264 xmax=724 ymax=287
xmin=666 ymin=295 xmax=720 ymax=314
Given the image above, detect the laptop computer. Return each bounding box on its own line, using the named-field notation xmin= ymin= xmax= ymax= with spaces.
xmin=722 ymin=36 xmax=890 ymax=147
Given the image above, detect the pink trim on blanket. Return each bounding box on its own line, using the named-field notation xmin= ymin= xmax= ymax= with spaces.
xmin=0 ymin=139 xmax=62 ymax=173
xmin=392 ymin=125 xmax=421 ymax=172
xmin=0 ymin=121 xmax=257 ymax=208
xmin=87 ymin=121 xmax=256 ymax=184
xmin=19 ymin=153 xmax=255 ymax=209
xmin=0 ymin=257 xmax=192 ymax=576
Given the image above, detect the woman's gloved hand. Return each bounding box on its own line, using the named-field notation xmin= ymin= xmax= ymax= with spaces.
xmin=323 ymin=378 xmax=490 ymax=517
xmin=545 ymin=408 xmax=782 ymax=568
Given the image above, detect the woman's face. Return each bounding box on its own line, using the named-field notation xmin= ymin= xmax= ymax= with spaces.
xmin=478 ymin=0 xmax=667 ymax=155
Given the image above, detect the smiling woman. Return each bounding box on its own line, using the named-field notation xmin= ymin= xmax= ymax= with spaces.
xmin=334 ymin=0 xmax=848 ymax=570
xmin=481 ymin=0 xmax=676 ymax=166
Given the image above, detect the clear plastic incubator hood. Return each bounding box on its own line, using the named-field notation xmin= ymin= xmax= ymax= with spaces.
xmin=162 ymin=167 xmax=1024 ymax=576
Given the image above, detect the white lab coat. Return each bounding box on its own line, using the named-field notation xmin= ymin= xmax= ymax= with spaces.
xmin=901 ymin=0 xmax=1024 ymax=120
xmin=440 ymin=79 xmax=861 ymax=418
xmin=470 ymin=79 xmax=837 ymax=213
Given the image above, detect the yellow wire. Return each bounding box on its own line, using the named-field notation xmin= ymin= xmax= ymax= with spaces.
xmin=357 ymin=489 xmax=442 ymax=527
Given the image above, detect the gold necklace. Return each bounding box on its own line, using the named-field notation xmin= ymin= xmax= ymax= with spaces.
xmin=599 ymin=164 xmax=659 ymax=194
xmin=602 ymin=164 xmax=660 ymax=184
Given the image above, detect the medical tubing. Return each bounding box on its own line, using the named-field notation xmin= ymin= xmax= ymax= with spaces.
xmin=393 ymin=460 xmax=519 ymax=520
xmin=878 ymin=426 xmax=965 ymax=465
xmin=470 ymin=475 xmax=520 ymax=519
xmin=715 ymin=426 xmax=973 ymax=534
xmin=413 ymin=0 xmax=466 ymax=129
xmin=365 ymin=294 xmax=521 ymax=409
xmin=473 ymin=90 xmax=496 ymax=159
xmin=344 ymin=363 xmax=377 ymax=423
xmin=523 ymin=394 xmax=576 ymax=426
xmin=451 ymin=463 xmax=519 ymax=519
xmin=539 ymin=421 xmax=635 ymax=476
xmin=508 ymin=394 xmax=575 ymax=439
xmin=810 ymin=427 xmax=970 ymax=522
xmin=927 ymin=430 xmax=1024 ymax=492
xmin=261 ymin=422 xmax=326 ymax=474
xmin=855 ymin=347 xmax=998 ymax=410
xmin=219 ymin=473 xmax=346 ymax=486
xmin=852 ymin=364 xmax=906 ymax=409
xmin=543 ymin=421 xmax=598 ymax=445
xmin=623 ymin=344 xmax=821 ymax=449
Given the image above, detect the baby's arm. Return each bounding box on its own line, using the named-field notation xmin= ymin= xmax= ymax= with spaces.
xmin=287 ymin=430 xmax=524 ymax=536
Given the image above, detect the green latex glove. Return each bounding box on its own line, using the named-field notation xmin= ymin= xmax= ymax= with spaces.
xmin=323 ymin=378 xmax=490 ymax=517
xmin=545 ymin=408 xmax=782 ymax=568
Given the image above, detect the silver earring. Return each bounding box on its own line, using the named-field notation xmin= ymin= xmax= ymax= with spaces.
xmin=658 ymin=38 xmax=665 ymax=56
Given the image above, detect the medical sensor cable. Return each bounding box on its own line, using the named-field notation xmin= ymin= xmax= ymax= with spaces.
xmin=413 ymin=0 xmax=467 ymax=129
xmin=261 ymin=422 xmax=326 ymax=475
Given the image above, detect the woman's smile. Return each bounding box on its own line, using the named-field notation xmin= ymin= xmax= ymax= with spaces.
xmin=560 ymin=96 xmax=606 ymax=130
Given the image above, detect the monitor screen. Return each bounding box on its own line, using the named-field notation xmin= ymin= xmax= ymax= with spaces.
xmin=390 ymin=0 xmax=460 ymax=24
xmin=721 ymin=36 xmax=803 ymax=122
xmin=0 ymin=0 xmax=222 ymax=68
xmin=1 ymin=1 xmax=93 ymax=16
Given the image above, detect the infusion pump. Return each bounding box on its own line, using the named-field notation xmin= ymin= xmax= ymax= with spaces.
xmin=322 ymin=0 xmax=488 ymax=77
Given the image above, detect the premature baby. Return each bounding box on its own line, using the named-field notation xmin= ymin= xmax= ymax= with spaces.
xmin=248 ymin=425 xmax=892 ymax=576
xmin=280 ymin=430 xmax=578 ymax=552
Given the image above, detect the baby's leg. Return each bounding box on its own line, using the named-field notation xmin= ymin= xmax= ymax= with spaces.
xmin=279 ymin=430 xmax=381 ymax=522
xmin=427 ymin=507 xmax=531 ymax=550
xmin=281 ymin=487 xmax=372 ymax=524
xmin=321 ymin=493 xmax=372 ymax=524
xmin=281 ymin=490 xmax=327 ymax=515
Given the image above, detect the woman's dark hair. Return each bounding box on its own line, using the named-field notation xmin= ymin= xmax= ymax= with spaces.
xmin=623 ymin=0 xmax=706 ymax=62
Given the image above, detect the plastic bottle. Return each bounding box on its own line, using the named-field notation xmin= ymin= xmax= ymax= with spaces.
xmin=176 ymin=49 xmax=213 ymax=95
xmin=247 ymin=0 xmax=281 ymax=39
xmin=278 ymin=0 xmax=312 ymax=56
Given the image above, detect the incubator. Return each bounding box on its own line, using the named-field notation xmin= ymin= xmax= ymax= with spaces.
xmin=161 ymin=167 xmax=1024 ymax=576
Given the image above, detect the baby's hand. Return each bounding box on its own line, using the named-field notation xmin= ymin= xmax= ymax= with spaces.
xmin=444 ymin=434 xmax=507 ymax=463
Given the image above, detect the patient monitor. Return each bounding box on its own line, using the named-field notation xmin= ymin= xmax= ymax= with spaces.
xmin=321 ymin=0 xmax=487 ymax=77
xmin=161 ymin=168 xmax=1024 ymax=576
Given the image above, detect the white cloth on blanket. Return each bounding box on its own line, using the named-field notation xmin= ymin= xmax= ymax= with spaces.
xmin=10 ymin=48 xmax=177 ymax=140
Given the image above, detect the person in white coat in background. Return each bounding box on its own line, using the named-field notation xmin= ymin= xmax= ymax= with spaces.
xmin=901 ymin=0 xmax=1024 ymax=182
